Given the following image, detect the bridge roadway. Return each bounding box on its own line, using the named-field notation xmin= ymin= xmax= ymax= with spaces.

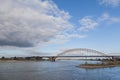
xmin=40 ymin=55 xmax=120 ymax=61
xmin=40 ymin=55 xmax=120 ymax=57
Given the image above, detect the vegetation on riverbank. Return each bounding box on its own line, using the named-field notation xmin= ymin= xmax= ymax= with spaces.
xmin=79 ymin=61 xmax=120 ymax=69
xmin=0 ymin=56 xmax=45 ymax=62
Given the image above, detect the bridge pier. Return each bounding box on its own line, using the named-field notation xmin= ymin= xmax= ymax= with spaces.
xmin=49 ymin=57 xmax=56 ymax=62
xmin=111 ymin=56 xmax=120 ymax=61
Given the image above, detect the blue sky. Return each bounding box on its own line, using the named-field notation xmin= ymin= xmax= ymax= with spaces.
xmin=41 ymin=0 xmax=120 ymax=53
xmin=0 ymin=0 xmax=120 ymax=57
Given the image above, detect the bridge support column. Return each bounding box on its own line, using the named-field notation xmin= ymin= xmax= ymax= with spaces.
xmin=111 ymin=56 xmax=117 ymax=61
xmin=49 ymin=57 xmax=56 ymax=62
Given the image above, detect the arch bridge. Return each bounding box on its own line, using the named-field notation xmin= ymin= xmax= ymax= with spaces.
xmin=41 ymin=48 xmax=120 ymax=61
xmin=57 ymin=48 xmax=107 ymax=57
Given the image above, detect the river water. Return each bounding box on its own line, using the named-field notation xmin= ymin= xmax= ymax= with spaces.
xmin=0 ymin=60 xmax=120 ymax=80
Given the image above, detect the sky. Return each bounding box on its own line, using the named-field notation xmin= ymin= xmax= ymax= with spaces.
xmin=0 ymin=0 xmax=120 ymax=57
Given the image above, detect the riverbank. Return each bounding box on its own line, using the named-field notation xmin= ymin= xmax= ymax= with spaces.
xmin=0 ymin=60 xmax=24 ymax=62
xmin=0 ymin=60 xmax=46 ymax=62
xmin=79 ymin=61 xmax=120 ymax=69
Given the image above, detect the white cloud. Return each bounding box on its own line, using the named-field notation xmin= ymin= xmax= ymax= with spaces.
xmin=78 ymin=13 xmax=120 ymax=32
xmin=0 ymin=0 xmax=91 ymax=56
xmin=98 ymin=13 xmax=120 ymax=23
xmin=0 ymin=0 xmax=86 ymax=49
xmin=98 ymin=13 xmax=109 ymax=21
xmin=0 ymin=0 xmax=75 ymax=47
xmin=45 ymin=33 xmax=87 ymax=45
xmin=99 ymin=0 xmax=120 ymax=7
xmin=79 ymin=16 xmax=98 ymax=31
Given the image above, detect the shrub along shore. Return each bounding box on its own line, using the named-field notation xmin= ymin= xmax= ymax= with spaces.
xmin=79 ymin=61 xmax=120 ymax=69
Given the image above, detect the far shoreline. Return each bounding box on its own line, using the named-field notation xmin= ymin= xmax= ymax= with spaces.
xmin=0 ymin=60 xmax=46 ymax=62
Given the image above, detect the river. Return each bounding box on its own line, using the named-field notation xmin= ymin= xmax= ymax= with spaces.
xmin=0 ymin=60 xmax=120 ymax=80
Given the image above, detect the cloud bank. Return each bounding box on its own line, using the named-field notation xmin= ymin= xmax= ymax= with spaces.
xmin=99 ymin=0 xmax=120 ymax=7
xmin=78 ymin=13 xmax=120 ymax=32
xmin=0 ymin=0 xmax=76 ymax=47
xmin=79 ymin=16 xmax=98 ymax=31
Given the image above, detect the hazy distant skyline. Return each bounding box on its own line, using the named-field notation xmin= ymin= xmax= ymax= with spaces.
xmin=0 ymin=0 xmax=120 ymax=56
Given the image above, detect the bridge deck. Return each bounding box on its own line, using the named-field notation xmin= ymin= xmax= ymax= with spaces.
xmin=40 ymin=56 xmax=120 ymax=57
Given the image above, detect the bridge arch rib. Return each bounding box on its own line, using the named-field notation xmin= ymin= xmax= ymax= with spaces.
xmin=57 ymin=48 xmax=107 ymax=56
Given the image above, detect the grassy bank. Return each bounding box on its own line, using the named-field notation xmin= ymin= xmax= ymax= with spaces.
xmin=79 ymin=61 xmax=120 ymax=69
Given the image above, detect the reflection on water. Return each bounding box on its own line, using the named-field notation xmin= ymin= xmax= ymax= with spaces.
xmin=0 ymin=60 xmax=120 ymax=80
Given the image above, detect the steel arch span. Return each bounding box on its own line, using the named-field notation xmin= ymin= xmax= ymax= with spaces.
xmin=57 ymin=48 xmax=107 ymax=56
